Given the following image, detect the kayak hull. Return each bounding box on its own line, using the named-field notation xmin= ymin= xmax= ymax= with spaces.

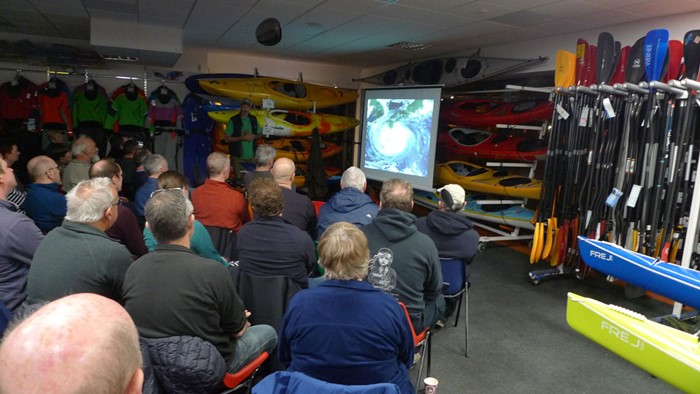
xmin=199 ymin=77 xmax=358 ymax=110
xmin=435 ymin=161 xmax=541 ymax=200
xmin=413 ymin=189 xmax=534 ymax=230
xmin=566 ymin=292 xmax=700 ymax=393
xmin=207 ymin=109 xmax=358 ymax=137
xmin=439 ymin=128 xmax=547 ymax=162
xmin=578 ymin=236 xmax=700 ymax=311
xmin=441 ymin=99 xmax=553 ymax=128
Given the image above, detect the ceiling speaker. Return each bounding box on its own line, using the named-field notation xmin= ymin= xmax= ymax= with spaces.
xmin=256 ymin=18 xmax=282 ymax=46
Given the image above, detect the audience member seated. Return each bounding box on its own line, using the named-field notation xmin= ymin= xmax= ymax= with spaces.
xmin=244 ymin=144 xmax=276 ymax=189
xmin=280 ymin=222 xmax=414 ymax=392
xmin=134 ymin=154 xmax=168 ymax=218
xmin=62 ymin=136 xmax=98 ymax=192
xmin=123 ymin=189 xmax=277 ymax=375
xmin=416 ymin=184 xmax=479 ymax=323
xmin=361 ymin=179 xmax=445 ymax=333
xmin=45 ymin=142 xmax=72 ymax=179
xmin=192 ymin=151 xmax=249 ymax=232
xmin=0 ymin=158 xmax=43 ymax=313
xmin=117 ymin=139 xmax=140 ymax=201
xmin=271 ymin=158 xmax=317 ymax=239
xmin=26 ymin=177 xmax=133 ymax=304
xmin=143 ymin=171 xmax=228 ymax=265
xmin=90 ymin=159 xmax=148 ymax=258
xmin=0 ymin=293 xmax=143 ymax=394
xmin=22 ymin=156 xmax=66 ymax=234
xmin=0 ymin=140 xmax=26 ymax=209
xmin=317 ymin=166 xmax=378 ymax=238
xmin=133 ymin=148 xmax=150 ymax=192
xmin=237 ymin=178 xmax=316 ymax=288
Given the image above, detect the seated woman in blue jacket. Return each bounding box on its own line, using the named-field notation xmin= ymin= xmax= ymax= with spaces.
xmin=279 ymin=222 xmax=415 ymax=393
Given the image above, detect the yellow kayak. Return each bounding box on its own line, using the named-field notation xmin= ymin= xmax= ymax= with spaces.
xmin=435 ymin=161 xmax=541 ymax=200
xmin=567 ymin=292 xmax=700 ymax=393
xmin=199 ymin=77 xmax=358 ymax=110
xmin=270 ymin=138 xmax=343 ymax=162
xmin=207 ymin=109 xmax=358 ymax=137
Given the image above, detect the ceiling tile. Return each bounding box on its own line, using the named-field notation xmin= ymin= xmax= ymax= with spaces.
xmin=531 ymin=0 xmax=609 ymax=18
xmin=450 ymin=1 xmax=519 ymax=20
xmin=387 ymin=0 xmax=477 ymax=13
xmin=486 ymin=0 xmax=561 ymax=9
xmin=578 ymin=8 xmax=644 ymax=29
xmin=622 ymin=0 xmax=700 ymax=17
xmin=488 ymin=10 xmax=558 ymax=27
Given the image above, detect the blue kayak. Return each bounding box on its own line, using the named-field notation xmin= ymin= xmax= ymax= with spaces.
xmin=578 ymin=236 xmax=700 ymax=310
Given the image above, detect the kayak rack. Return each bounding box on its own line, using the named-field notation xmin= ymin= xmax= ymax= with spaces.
xmin=474 ymin=158 xmax=539 ymax=252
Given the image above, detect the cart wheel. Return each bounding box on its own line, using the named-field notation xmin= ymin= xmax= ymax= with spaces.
xmin=477 ymin=242 xmax=487 ymax=253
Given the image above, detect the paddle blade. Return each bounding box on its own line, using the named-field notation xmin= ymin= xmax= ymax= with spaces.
xmin=596 ymin=32 xmax=615 ymax=84
xmin=626 ymin=36 xmax=646 ymax=84
xmin=644 ymin=29 xmax=670 ymax=82
xmin=555 ymin=50 xmax=576 ymax=87
xmin=586 ymin=45 xmax=597 ymax=86
xmin=683 ymin=29 xmax=700 ymax=80
xmin=665 ymin=40 xmax=683 ymax=81
xmin=609 ymin=46 xmax=630 ymax=85
xmin=576 ymin=39 xmax=588 ymax=85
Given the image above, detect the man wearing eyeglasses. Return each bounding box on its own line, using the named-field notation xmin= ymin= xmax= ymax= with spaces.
xmin=26 ymin=177 xmax=132 ymax=305
xmin=22 ymin=155 xmax=67 ymax=234
xmin=0 ymin=158 xmax=43 ymax=313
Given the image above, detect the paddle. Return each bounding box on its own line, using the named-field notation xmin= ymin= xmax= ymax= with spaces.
xmin=665 ymin=40 xmax=684 ymax=82
xmin=638 ymin=28 xmax=669 ymax=253
xmin=662 ymin=30 xmax=700 ymax=260
xmin=609 ymin=46 xmax=630 ymax=85
xmin=576 ymin=39 xmax=589 ymax=86
xmin=596 ymin=32 xmax=616 ymax=85
xmin=555 ymin=50 xmax=576 ymax=88
xmin=626 ymin=37 xmax=647 ymax=84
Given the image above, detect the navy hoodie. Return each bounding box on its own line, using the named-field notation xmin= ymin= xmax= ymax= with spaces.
xmin=415 ymin=210 xmax=479 ymax=264
xmin=316 ymin=187 xmax=378 ymax=238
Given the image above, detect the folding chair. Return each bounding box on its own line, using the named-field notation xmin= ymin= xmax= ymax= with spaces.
xmin=398 ymin=301 xmax=431 ymax=390
xmin=221 ymin=351 xmax=270 ymax=394
xmin=440 ymin=257 xmax=469 ymax=357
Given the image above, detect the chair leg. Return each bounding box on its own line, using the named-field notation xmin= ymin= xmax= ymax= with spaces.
xmin=465 ymin=286 xmax=469 ymax=358
xmin=426 ymin=331 xmax=432 ymax=378
xmin=415 ymin=342 xmax=425 ymax=391
xmin=454 ymin=292 xmax=463 ymax=328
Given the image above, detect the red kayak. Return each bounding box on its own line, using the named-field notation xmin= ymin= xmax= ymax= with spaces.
xmin=439 ymin=128 xmax=547 ymax=162
xmin=441 ymin=99 xmax=553 ymax=128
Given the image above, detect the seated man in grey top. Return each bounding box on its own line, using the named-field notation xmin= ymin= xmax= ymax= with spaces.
xmin=243 ymin=144 xmax=276 ymax=190
xmin=26 ymin=177 xmax=133 ymax=304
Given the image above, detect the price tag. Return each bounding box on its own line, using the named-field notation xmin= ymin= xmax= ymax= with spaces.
xmin=626 ymin=184 xmax=642 ymax=208
xmin=556 ymin=103 xmax=569 ymax=120
xmin=262 ymin=99 xmax=275 ymax=109
xmin=603 ymin=97 xmax=616 ymax=118
xmin=605 ymin=188 xmax=623 ymax=207
xmin=579 ymin=106 xmax=589 ymax=127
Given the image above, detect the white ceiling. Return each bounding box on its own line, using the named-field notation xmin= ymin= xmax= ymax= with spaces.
xmin=0 ymin=0 xmax=699 ymax=68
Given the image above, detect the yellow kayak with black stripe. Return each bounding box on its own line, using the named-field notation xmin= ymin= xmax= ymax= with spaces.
xmin=207 ymin=109 xmax=358 ymax=137
xmin=435 ymin=161 xmax=541 ymax=200
xmin=199 ymin=77 xmax=358 ymax=110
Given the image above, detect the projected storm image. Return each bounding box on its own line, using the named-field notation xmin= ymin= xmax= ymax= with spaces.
xmin=364 ymin=98 xmax=433 ymax=177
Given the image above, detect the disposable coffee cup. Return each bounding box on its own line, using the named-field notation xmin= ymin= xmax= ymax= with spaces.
xmin=424 ymin=377 xmax=438 ymax=394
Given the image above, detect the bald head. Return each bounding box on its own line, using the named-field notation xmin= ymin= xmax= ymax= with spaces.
xmin=0 ymin=293 xmax=143 ymax=394
xmin=271 ymin=158 xmax=295 ymax=188
xmin=27 ymin=155 xmax=59 ymax=183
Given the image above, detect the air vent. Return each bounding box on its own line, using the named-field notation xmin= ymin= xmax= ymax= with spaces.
xmin=387 ymin=41 xmax=432 ymax=51
xmin=102 ymin=55 xmax=139 ymax=62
